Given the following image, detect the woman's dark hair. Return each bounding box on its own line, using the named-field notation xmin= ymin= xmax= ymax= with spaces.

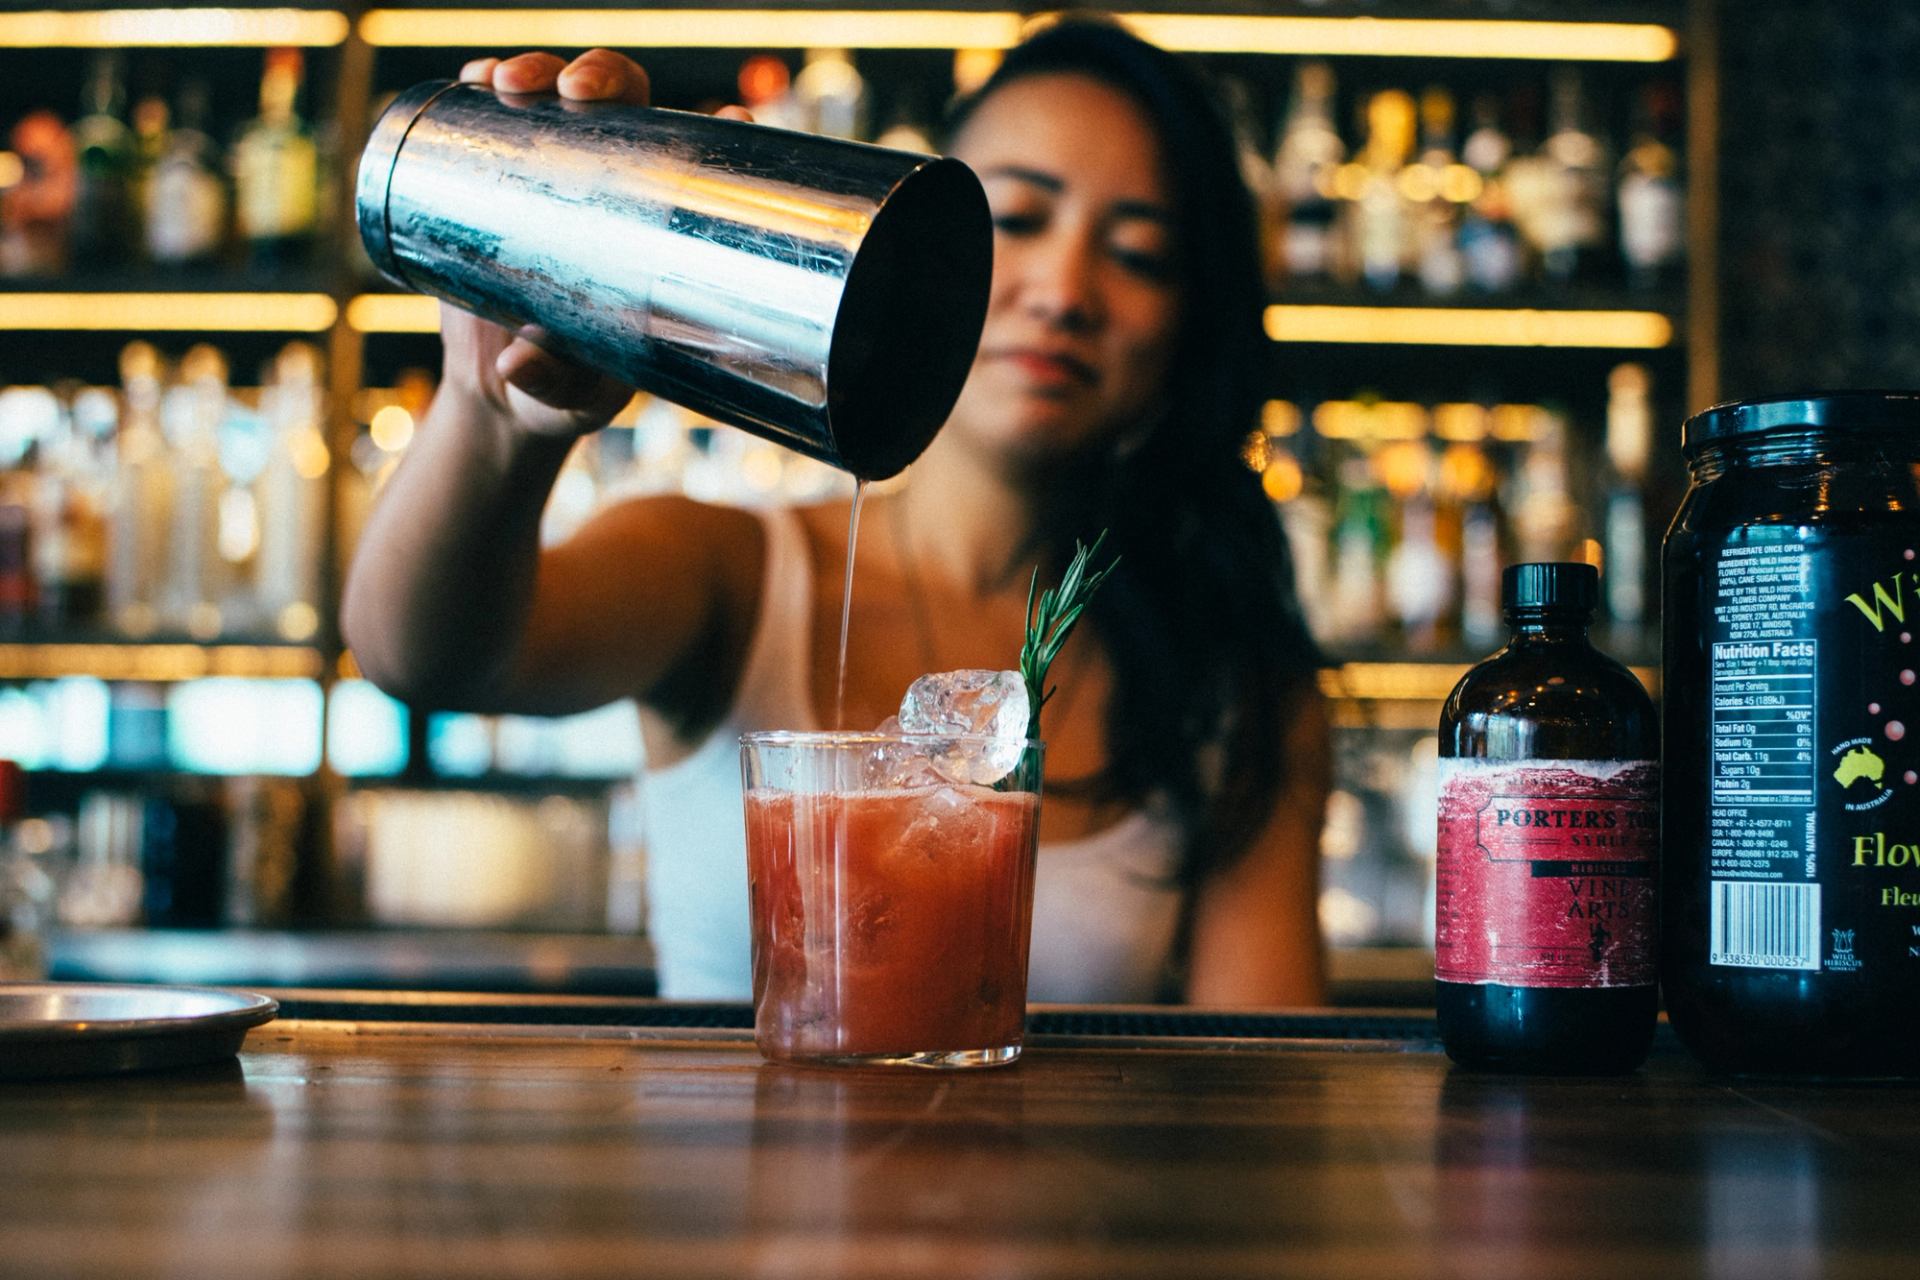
xmin=946 ymin=17 xmax=1325 ymax=895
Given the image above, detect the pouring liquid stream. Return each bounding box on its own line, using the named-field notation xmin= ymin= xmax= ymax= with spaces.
xmin=833 ymin=480 xmax=867 ymax=731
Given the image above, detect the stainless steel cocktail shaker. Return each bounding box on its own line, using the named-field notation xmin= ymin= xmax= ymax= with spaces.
xmin=356 ymin=81 xmax=992 ymax=479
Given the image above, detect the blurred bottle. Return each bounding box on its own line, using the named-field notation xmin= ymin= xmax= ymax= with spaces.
xmin=0 ymin=472 xmax=33 ymax=641
xmin=1381 ymin=441 xmax=1454 ymax=651
xmin=1272 ymin=61 xmax=1345 ymax=286
xmin=1617 ymin=83 xmax=1684 ymax=292
xmin=1218 ymin=77 xmax=1280 ymax=291
xmin=1458 ymin=94 xmax=1522 ymax=294
xmin=129 ymin=92 xmax=170 ymax=232
xmin=1601 ymin=363 xmax=1654 ymax=645
xmin=233 ymin=47 xmax=319 ymax=268
xmin=108 ymin=341 xmax=174 ymax=638
xmin=161 ymin=343 xmax=233 ymax=639
xmin=1328 ymin=452 xmax=1388 ymax=646
xmin=71 ymin=52 xmax=137 ymax=268
xmin=255 ymin=342 xmax=329 ymax=642
xmin=0 ymin=762 xmax=53 ymax=980
xmin=1 ymin=112 xmax=77 ymax=277
xmin=147 ymin=80 xmax=230 ymax=269
xmin=1507 ymin=408 xmax=1576 ymax=563
xmin=1411 ymin=88 xmax=1466 ymax=296
xmin=1353 ymin=90 xmax=1416 ymax=292
xmin=1535 ymin=68 xmax=1610 ymax=288
xmin=31 ymin=385 xmax=108 ymax=632
xmin=736 ymin=55 xmax=804 ymax=133
xmin=793 ymin=49 xmax=869 ymax=140
xmin=1447 ymin=440 xmax=1506 ymax=651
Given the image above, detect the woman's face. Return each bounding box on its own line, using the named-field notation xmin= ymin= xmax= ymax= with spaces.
xmin=940 ymin=72 xmax=1183 ymax=473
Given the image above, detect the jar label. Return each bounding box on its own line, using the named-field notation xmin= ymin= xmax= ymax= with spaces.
xmin=1694 ymin=529 xmax=1920 ymax=976
xmin=1435 ymin=758 xmax=1658 ymax=988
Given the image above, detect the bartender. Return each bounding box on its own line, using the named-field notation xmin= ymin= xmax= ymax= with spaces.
xmin=343 ymin=18 xmax=1329 ymax=1006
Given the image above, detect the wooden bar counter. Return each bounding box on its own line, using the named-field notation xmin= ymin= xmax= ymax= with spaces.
xmin=3 ymin=995 xmax=1916 ymax=1279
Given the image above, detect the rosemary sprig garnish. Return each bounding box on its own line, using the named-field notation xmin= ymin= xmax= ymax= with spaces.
xmin=1020 ymin=531 xmax=1118 ymax=740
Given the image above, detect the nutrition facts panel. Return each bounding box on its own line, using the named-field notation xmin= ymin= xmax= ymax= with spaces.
xmin=1710 ymin=639 xmax=1818 ymax=805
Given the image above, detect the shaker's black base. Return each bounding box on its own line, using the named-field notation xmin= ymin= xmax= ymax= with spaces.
xmin=1438 ymin=980 xmax=1657 ymax=1074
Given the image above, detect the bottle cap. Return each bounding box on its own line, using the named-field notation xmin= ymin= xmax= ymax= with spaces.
xmin=1503 ymin=561 xmax=1598 ymax=614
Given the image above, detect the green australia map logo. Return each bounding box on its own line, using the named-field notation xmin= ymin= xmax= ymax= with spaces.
xmin=1835 ymin=745 xmax=1886 ymax=790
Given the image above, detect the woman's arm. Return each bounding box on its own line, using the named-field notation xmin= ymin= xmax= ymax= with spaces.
xmin=341 ymin=49 xmax=754 ymax=717
xmin=1183 ymin=691 xmax=1332 ymax=1006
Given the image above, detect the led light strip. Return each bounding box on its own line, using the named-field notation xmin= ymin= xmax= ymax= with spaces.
xmin=359 ymin=9 xmax=1678 ymax=61
xmin=1322 ymin=663 xmax=1661 ymax=702
xmin=0 ymin=293 xmax=337 ymax=332
xmin=0 ymin=645 xmax=324 ymax=681
xmin=346 ymin=293 xmax=441 ymax=334
xmin=0 ymin=8 xmax=348 ymax=48
xmin=1266 ymin=305 xmax=1675 ymax=349
xmin=361 ymin=9 xmax=1024 ymax=50
xmin=1123 ymin=15 xmax=1678 ymax=61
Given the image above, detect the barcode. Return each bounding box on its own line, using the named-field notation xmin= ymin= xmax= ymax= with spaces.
xmin=1710 ymin=880 xmax=1822 ymax=970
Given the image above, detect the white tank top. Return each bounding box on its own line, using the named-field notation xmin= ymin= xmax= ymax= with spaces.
xmin=639 ymin=506 xmax=1185 ymax=1001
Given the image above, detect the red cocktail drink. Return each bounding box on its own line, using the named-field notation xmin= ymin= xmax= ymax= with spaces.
xmin=741 ymin=733 xmax=1043 ymax=1067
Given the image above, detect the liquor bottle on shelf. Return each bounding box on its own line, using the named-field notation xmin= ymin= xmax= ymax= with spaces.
xmin=1445 ymin=440 xmax=1506 ymax=652
xmin=792 ymin=49 xmax=869 ymax=141
xmin=1327 ymin=452 xmax=1388 ymax=647
xmin=1436 ymin=562 xmax=1659 ymax=1073
xmin=1617 ymin=83 xmax=1685 ymax=292
xmin=107 ymin=343 xmax=172 ymax=638
xmin=1457 ymin=94 xmax=1522 ymax=294
xmin=254 ymin=343 xmax=328 ymax=642
xmin=1352 ymin=90 xmax=1416 ymax=292
xmin=1411 ymin=88 xmax=1466 ymax=296
xmin=1506 ymin=407 xmax=1576 ymax=564
xmin=1535 ymin=68 xmax=1611 ymax=288
xmin=1600 ymin=363 xmax=1654 ymax=648
xmin=736 ymin=55 xmax=804 ymax=134
xmin=128 ymin=93 xmax=170 ymax=237
xmin=31 ymin=385 xmax=108 ymax=632
xmin=71 ymin=52 xmax=136 ymax=269
xmin=0 ymin=761 xmax=53 ymax=981
xmin=147 ymin=80 xmax=229 ymax=269
xmin=160 ymin=345 xmax=236 ymax=639
xmin=233 ymin=47 xmax=319 ymax=268
xmin=1271 ymin=60 xmax=1345 ymax=286
xmin=1382 ymin=441 xmax=1455 ymax=652
xmin=1 ymin=111 xmax=77 ymax=277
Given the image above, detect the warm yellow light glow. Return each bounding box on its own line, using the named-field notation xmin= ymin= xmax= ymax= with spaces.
xmin=0 ymin=152 xmax=23 ymax=189
xmin=346 ymin=293 xmax=440 ymax=334
xmin=1432 ymin=403 xmax=1490 ymax=442
xmin=290 ymin=426 xmax=332 ymax=479
xmin=1266 ymin=305 xmax=1673 ymax=348
xmin=1490 ymin=403 xmax=1548 ymax=442
xmin=1311 ymin=400 xmax=1429 ymax=442
xmin=370 ymin=405 xmax=416 ymax=452
xmin=0 ymin=8 xmax=347 ymax=48
xmin=1262 ymin=456 xmax=1304 ymax=504
xmin=0 ymin=293 xmax=335 ymax=332
xmin=0 ymin=644 xmax=323 ymax=681
xmin=952 ymin=47 xmax=1003 ymax=95
xmin=1120 ymin=15 xmax=1678 ymax=62
xmin=1261 ymin=400 xmax=1302 ymax=438
xmin=357 ymin=9 xmax=1676 ymax=61
xmin=361 ymin=9 xmax=1024 ymax=49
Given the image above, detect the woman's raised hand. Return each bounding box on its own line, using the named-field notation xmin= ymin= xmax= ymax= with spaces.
xmin=435 ymin=49 xmax=652 ymax=438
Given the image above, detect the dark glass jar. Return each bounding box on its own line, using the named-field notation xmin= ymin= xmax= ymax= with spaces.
xmin=1663 ymin=392 xmax=1920 ymax=1077
xmin=1437 ymin=562 xmax=1659 ymax=1073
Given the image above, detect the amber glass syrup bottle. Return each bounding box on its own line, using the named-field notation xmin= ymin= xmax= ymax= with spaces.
xmin=1435 ymin=562 xmax=1659 ymax=1072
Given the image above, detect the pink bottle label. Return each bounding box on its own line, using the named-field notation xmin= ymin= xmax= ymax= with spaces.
xmin=1435 ymin=759 xmax=1658 ymax=988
